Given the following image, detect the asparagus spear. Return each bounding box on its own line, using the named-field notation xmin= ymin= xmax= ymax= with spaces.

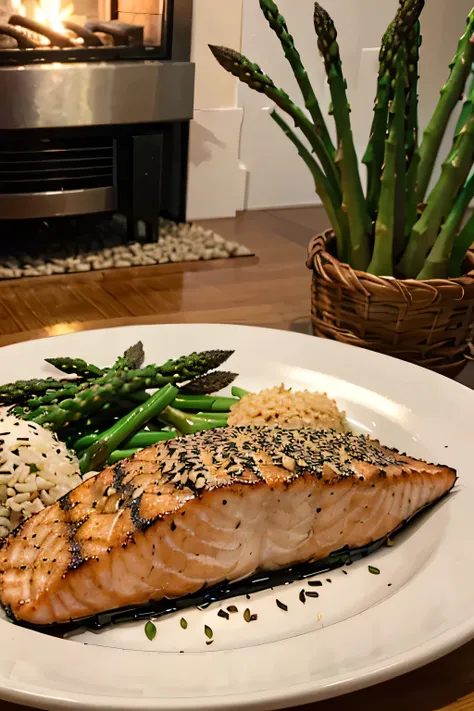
xmin=270 ymin=110 xmax=348 ymax=260
xmin=362 ymin=25 xmax=394 ymax=221
xmin=158 ymin=406 xmax=228 ymax=435
xmin=47 ymin=342 xmax=144 ymax=380
xmin=417 ymin=9 xmax=474 ymax=202
xmin=314 ymin=3 xmax=371 ymax=271
xmin=399 ymin=73 xmax=474 ymax=278
xmin=158 ymin=349 xmax=234 ymax=380
xmin=418 ymin=172 xmax=474 ymax=279
xmin=45 ymin=357 xmax=104 ymax=379
xmin=79 ymin=384 xmax=178 ymax=473
xmin=450 ymin=207 xmax=474 ymax=277
xmin=171 ymin=394 xmax=238 ymax=412
xmin=74 ymin=428 xmax=177 ymax=453
xmin=0 ymin=377 xmax=69 ymax=405
xmin=208 ymin=45 xmax=342 ymax=204
xmin=403 ymin=19 xmax=422 ymax=246
xmin=231 ymin=386 xmax=250 ymax=398
xmin=368 ymin=49 xmax=408 ymax=276
xmin=363 ymin=0 xmax=424 ymax=221
xmin=259 ymin=0 xmax=335 ymax=158
xmin=181 ymin=371 xmax=238 ymax=395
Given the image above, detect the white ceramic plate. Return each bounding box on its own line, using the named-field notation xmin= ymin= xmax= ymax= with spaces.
xmin=0 ymin=323 xmax=472 ymax=711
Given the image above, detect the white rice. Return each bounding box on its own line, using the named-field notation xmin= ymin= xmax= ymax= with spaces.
xmin=0 ymin=408 xmax=82 ymax=537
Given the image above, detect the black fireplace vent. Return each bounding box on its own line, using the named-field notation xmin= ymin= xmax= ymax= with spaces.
xmin=0 ymin=136 xmax=115 ymax=194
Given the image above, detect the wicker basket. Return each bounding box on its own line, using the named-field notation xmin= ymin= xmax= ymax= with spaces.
xmin=306 ymin=230 xmax=474 ymax=377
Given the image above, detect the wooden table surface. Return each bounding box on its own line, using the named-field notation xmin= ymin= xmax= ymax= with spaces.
xmin=0 ymin=207 xmax=472 ymax=711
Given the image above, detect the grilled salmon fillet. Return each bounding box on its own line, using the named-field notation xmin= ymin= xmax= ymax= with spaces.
xmin=0 ymin=426 xmax=455 ymax=626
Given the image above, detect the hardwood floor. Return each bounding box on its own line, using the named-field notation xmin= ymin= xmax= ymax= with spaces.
xmin=0 ymin=207 xmax=328 ymax=346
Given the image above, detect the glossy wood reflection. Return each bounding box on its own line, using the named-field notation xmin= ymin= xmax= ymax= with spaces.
xmin=0 ymin=206 xmax=472 ymax=711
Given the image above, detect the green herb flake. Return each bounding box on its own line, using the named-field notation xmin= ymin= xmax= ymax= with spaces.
xmin=227 ymin=605 xmax=238 ymax=613
xmin=145 ymin=621 xmax=157 ymax=641
xmin=368 ymin=565 xmax=380 ymax=575
xmin=204 ymin=625 xmax=213 ymax=639
xmin=243 ymin=608 xmax=251 ymax=623
xmin=180 ymin=618 xmax=188 ymax=630
xmin=386 ymin=538 xmax=394 ymax=547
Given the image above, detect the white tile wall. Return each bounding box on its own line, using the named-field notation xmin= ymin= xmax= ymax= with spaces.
xmin=187 ymin=0 xmax=474 ymax=219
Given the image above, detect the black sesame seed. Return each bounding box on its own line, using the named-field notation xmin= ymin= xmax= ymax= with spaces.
xmin=227 ymin=605 xmax=238 ymax=613
xmin=299 ymin=589 xmax=306 ymax=604
xmin=307 ymin=580 xmax=322 ymax=587
xmin=218 ymin=610 xmax=229 ymax=620
xmin=306 ymin=591 xmax=319 ymax=598
xmin=276 ymin=599 xmax=288 ymax=612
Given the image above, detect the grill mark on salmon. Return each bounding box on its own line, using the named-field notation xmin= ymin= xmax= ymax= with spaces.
xmin=0 ymin=426 xmax=456 ymax=626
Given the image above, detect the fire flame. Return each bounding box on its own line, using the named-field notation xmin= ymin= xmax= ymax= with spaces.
xmin=11 ymin=0 xmax=75 ymax=41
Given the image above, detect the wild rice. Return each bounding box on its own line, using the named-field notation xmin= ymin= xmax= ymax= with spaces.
xmin=228 ymin=385 xmax=347 ymax=432
xmin=0 ymin=408 xmax=82 ymax=536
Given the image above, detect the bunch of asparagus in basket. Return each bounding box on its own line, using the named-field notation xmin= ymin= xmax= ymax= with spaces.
xmin=0 ymin=342 xmax=248 ymax=474
xmin=210 ymin=0 xmax=474 ymax=279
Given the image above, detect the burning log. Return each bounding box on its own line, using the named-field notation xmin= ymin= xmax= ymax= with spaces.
xmin=9 ymin=14 xmax=76 ymax=47
xmin=84 ymin=20 xmax=143 ymax=47
xmin=0 ymin=22 xmax=41 ymax=47
xmin=62 ymin=21 xmax=103 ymax=46
xmin=0 ymin=34 xmax=18 ymax=48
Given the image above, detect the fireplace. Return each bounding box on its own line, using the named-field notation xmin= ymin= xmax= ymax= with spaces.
xmin=0 ymin=0 xmax=194 ymax=231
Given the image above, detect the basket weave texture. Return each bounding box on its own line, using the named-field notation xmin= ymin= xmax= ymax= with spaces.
xmin=306 ymin=230 xmax=474 ymax=378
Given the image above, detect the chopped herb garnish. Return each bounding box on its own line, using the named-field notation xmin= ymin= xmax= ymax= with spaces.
xmin=307 ymin=580 xmax=322 ymax=587
xmin=227 ymin=605 xmax=238 ymax=614
xmin=180 ymin=618 xmax=188 ymax=629
xmin=299 ymin=589 xmax=306 ymax=604
xmin=276 ymin=599 xmax=288 ymax=612
xmin=368 ymin=565 xmax=380 ymax=575
xmin=243 ymin=608 xmax=251 ymax=623
xmin=386 ymin=538 xmax=394 ymax=547
xmin=204 ymin=625 xmax=213 ymax=639
xmin=218 ymin=610 xmax=230 ymax=620
xmin=250 ymin=614 xmax=258 ymax=622
xmin=206 ymin=640 xmax=214 ymax=646
xmin=306 ymin=591 xmax=319 ymax=599
xmin=145 ymin=621 xmax=156 ymax=641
